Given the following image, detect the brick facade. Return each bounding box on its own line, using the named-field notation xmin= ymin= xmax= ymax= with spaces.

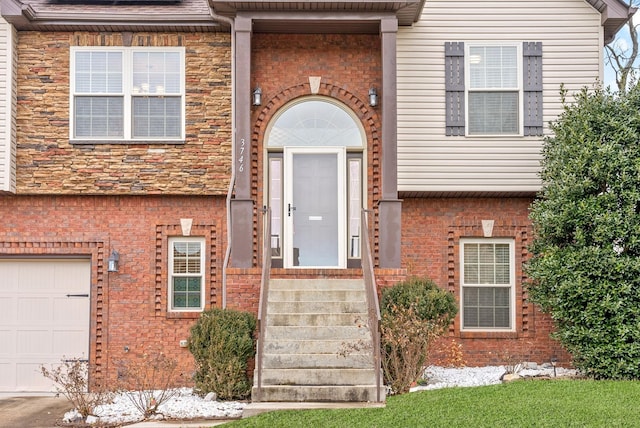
xmin=15 ymin=32 xmax=232 ymax=195
xmin=250 ymin=33 xmax=381 ymax=207
xmin=401 ymin=197 xmax=570 ymax=366
xmin=1 ymin=28 xmax=571 ymax=392
xmin=0 ymin=195 xmax=226 ymax=386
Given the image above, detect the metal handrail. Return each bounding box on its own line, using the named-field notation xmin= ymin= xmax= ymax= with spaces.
xmin=361 ymin=209 xmax=382 ymax=402
xmin=255 ymin=207 xmax=272 ymax=402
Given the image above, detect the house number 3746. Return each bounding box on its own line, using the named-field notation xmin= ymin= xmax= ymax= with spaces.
xmin=238 ymin=138 xmax=245 ymax=172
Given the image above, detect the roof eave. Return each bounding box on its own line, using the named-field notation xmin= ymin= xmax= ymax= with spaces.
xmin=586 ymin=0 xmax=637 ymax=44
xmin=1 ymin=0 xmax=221 ymax=31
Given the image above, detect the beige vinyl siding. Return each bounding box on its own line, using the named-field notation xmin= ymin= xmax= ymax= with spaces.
xmin=397 ymin=0 xmax=604 ymax=194
xmin=0 ymin=18 xmax=16 ymax=194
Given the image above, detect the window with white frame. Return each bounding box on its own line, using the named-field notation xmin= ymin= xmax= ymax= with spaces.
xmin=169 ymin=237 xmax=205 ymax=311
xmin=461 ymin=239 xmax=515 ymax=330
xmin=71 ymin=47 xmax=184 ymax=141
xmin=466 ymin=44 xmax=521 ymax=136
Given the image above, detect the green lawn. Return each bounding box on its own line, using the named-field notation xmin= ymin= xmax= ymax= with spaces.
xmin=224 ymin=379 xmax=640 ymax=427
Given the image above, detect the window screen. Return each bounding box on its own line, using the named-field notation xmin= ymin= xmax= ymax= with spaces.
xmin=462 ymin=241 xmax=513 ymax=329
xmin=467 ymin=45 xmax=519 ymax=135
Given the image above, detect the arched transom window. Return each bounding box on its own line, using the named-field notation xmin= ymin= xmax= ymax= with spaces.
xmin=267 ymin=98 xmax=364 ymax=148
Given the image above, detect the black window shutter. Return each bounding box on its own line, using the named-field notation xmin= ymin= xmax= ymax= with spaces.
xmin=445 ymin=42 xmax=465 ymax=136
xmin=523 ymin=42 xmax=543 ymax=136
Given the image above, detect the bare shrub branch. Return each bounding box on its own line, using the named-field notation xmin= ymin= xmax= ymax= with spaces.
xmin=115 ymin=350 xmax=183 ymax=419
xmin=40 ymin=357 xmax=113 ymax=418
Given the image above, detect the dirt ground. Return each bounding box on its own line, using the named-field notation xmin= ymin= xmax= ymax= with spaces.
xmin=0 ymin=396 xmax=73 ymax=428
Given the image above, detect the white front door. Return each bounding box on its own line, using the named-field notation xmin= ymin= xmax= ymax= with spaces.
xmin=284 ymin=147 xmax=346 ymax=268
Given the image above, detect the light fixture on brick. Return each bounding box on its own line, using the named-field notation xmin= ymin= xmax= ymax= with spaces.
xmin=252 ymin=87 xmax=262 ymax=106
xmin=368 ymin=87 xmax=378 ymax=107
xmin=107 ymin=250 xmax=120 ymax=273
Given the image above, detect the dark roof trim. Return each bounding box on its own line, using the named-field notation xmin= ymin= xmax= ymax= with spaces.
xmin=0 ymin=0 xmax=221 ymax=31
xmin=586 ymin=0 xmax=637 ymax=44
xmin=209 ymin=1 xmax=425 ymax=26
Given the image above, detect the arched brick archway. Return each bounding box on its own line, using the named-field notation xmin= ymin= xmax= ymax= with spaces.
xmin=250 ymin=82 xmax=382 ymax=266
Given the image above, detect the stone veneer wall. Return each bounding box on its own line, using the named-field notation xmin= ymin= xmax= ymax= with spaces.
xmin=15 ymin=31 xmax=232 ymax=195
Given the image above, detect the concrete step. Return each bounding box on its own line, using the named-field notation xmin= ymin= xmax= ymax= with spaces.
xmin=265 ymin=325 xmax=370 ymax=341
xmin=267 ymin=312 xmax=367 ymax=327
xmin=251 ymin=385 xmax=384 ymax=402
xmin=263 ymin=339 xmax=371 ymax=354
xmin=269 ymin=279 xmax=365 ymax=290
xmin=268 ymin=289 xmax=366 ymax=302
xmin=262 ymin=352 xmax=373 ymax=369
xmin=260 ymin=368 xmax=377 ymax=386
xmin=267 ymin=300 xmax=367 ymax=314
xmin=254 ymin=278 xmax=380 ymax=403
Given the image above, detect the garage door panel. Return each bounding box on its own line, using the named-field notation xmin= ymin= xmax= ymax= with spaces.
xmin=0 ymin=265 xmax=19 ymax=291
xmin=55 ymin=263 xmax=91 ymax=292
xmin=0 ymin=259 xmax=90 ymax=392
xmin=16 ymin=363 xmax=54 ymax=391
xmin=17 ymin=265 xmax=57 ymax=291
xmin=18 ymin=298 xmax=53 ymax=324
xmin=0 ymin=298 xmax=15 ymax=323
xmin=0 ymin=363 xmax=15 ymax=389
xmin=16 ymin=330 xmax=53 ymax=354
xmin=0 ymin=330 xmax=13 ymax=355
xmin=53 ymin=331 xmax=89 ymax=355
xmin=54 ymin=297 xmax=90 ymax=323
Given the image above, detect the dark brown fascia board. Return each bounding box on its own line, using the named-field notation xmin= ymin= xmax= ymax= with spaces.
xmin=586 ymin=0 xmax=637 ymax=44
xmin=239 ymin=10 xmax=392 ymax=21
xmin=1 ymin=0 xmax=36 ymax=28
xmin=410 ymin=0 xmax=426 ymax=23
xmin=209 ymin=0 xmax=425 ymax=25
xmin=0 ymin=0 xmax=219 ymax=30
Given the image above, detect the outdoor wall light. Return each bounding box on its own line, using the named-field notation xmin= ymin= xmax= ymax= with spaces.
xmin=107 ymin=250 xmax=120 ymax=273
xmin=252 ymin=87 xmax=262 ymax=106
xmin=550 ymin=356 xmax=558 ymax=377
xmin=369 ymin=87 xmax=378 ymax=107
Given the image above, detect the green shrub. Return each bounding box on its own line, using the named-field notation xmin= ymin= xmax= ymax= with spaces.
xmin=527 ymin=84 xmax=640 ymax=379
xmin=380 ymin=277 xmax=457 ymax=394
xmin=188 ymin=308 xmax=257 ymax=400
xmin=381 ymin=277 xmax=458 ymax=324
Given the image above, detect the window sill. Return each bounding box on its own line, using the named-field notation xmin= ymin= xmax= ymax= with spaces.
xmin=459 ymin=330 xmax=518 ymax=339
xmin=70 ymin=139 xmax=186 ymax=145
xmin=166 ymin=311 xmax=202 ymax=320
xmin=465 ymin=134 xmax=523 ymax=138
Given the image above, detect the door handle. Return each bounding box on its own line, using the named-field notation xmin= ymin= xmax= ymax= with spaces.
xmin=288 ymin=204 xmax=296 ymax=216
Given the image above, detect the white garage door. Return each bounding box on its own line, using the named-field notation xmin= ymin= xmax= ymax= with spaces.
xmin=0 ymin=259 xmax=91 ymax=392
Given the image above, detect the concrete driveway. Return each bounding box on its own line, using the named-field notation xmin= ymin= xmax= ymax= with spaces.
xmin=0 ymin=395 xmax=73 ymax=428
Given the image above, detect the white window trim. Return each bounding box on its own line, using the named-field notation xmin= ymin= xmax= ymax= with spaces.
xmin=168 ymin=237 xmax=205 ymax=312
xmin=464 ymin=42 xmax=523 ymax=137
xmin=70 ymin=46 xmax=186 ymax=143
xmin=460 ymin=238 xmax=516 ymax=332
